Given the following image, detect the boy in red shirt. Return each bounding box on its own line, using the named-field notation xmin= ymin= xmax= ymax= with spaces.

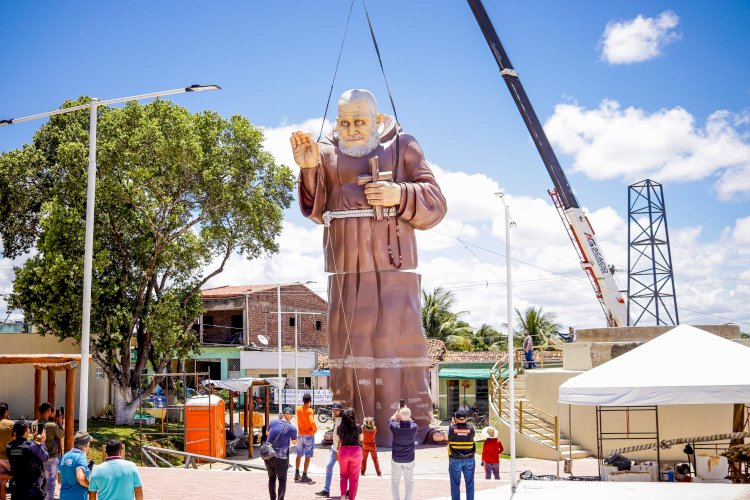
xmin=360 ymin=417 xmax=381 ymax=476
xmin=481 ymin=426 xmax=503 ymax=479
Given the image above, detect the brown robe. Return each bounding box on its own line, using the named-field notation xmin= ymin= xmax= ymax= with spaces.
xmin=299 ymin=116 xmax=447 ymax=446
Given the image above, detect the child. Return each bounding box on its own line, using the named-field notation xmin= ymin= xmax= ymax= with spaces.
xmin=361 ymin=417 xmax=381 ymax=476
xmin=481 ymin=426 xmax=503 ymax=479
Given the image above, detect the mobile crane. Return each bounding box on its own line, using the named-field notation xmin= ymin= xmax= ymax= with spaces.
xmin=467 ymin=0 xmax=627 ymax=326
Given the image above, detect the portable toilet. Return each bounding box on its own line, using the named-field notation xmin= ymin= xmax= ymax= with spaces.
xmin=185 ymin=395 xmax=226 ymax=458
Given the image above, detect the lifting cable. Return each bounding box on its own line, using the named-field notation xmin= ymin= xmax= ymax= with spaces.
xmin=319 ymin=0 xmax=404 ymax=420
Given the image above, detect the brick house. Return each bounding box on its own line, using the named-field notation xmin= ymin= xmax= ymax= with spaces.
xmin=190 ymin=283 xmax=328 ymax=389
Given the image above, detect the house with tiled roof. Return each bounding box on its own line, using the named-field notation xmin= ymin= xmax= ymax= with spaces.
xmin=436 ymin=349 xmax=507 ymax=420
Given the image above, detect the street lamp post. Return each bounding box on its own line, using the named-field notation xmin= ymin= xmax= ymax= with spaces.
xmin=496 ymin=192 xmax=517 ymax=493
xmin=272 ymin=281 xmax=317 ymax=407
xmin=1 ymin=85 xmax=221 ymax=432
xmin=292 ymin=311 xmax=323 ymax=395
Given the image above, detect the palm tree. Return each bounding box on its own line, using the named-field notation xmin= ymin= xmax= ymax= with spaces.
xmin=515 ymin=306 xmax=563 ymax=350
xmin=422 ymin=287 xmax=467 ymax=339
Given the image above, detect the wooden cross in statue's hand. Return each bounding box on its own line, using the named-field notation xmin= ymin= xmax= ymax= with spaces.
xmin=357 ymin=156 xmax=393 ymax=221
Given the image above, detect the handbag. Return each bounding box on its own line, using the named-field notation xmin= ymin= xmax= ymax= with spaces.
xmin=260 ymin=422 xmax=287 ymax=461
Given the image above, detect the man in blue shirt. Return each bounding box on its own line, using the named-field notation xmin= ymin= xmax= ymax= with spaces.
xmin=59 ymin=431 xmax=92 ymax=500
xmin=265 ymin=407 xmax=298 ymax=500
xmin=388 ymin=406 xmax=418 ymax=500
xmin=88 ymin=440 xmax=143 ymax=500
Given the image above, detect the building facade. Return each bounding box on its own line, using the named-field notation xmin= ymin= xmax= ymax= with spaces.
xmin=193 ymin=283 xmax=328 ymax=390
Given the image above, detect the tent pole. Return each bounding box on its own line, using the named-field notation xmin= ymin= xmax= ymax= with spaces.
xmin=655 ymin=405 xmax=661 ymax=481
xmin=596 ymin=406 xmax=602 ymax=479
xmin=568 ymin=404 xmax=572 ymax=470
xmin=556 ymin=402 xmax=560 ymax=478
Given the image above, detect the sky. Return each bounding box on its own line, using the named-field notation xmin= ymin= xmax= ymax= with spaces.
xmin=1 ymin=1 xmax=749 ymax=332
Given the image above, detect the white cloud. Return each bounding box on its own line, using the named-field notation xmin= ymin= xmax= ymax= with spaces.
xmin=260 ymin=118 xmax=332 ymax=173
xmin=601 ymin=11 xmax=680 ymax=65
xmin=199 ymin=118 xmax=750 ymax=333
xmin=545 ymin=99 xmax=750 ymax=199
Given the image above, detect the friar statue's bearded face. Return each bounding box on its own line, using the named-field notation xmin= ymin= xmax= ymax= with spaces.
xmin=335 ymin=89 xmax=384 ymax=158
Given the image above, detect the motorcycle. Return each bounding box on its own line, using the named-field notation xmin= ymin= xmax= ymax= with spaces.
xmin=315 ymin=406 xmax=333 ymax=423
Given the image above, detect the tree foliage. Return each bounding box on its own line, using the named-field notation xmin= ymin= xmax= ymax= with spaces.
xmin=514 ymin=306 xmax=563 ymax=350
xmin=0 ymin=98 xmax=294 ymax=423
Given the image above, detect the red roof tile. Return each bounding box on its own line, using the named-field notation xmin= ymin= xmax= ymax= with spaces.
xmin=442 ymin=351 xmax=507 ymax=363
xmin=201 ymin=284 xmax=289 ymax=298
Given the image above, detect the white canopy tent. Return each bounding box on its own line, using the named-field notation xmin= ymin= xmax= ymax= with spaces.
xmin=557 ymin=325 xmax=750 ymax=478
xmin=559 ymin=325 xmax=750 ymax=406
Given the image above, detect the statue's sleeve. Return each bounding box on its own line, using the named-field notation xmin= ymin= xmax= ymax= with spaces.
xmin=397 ymin=136 xmax=447 ymax=230
xmin=298 ymin=153 xmax=327 ymax=225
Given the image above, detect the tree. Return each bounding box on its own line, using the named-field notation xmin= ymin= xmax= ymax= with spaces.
xmin=421 ymin=287 xmax=459 ymax=340
xmin=514 ymin=306 xmax=563 ymax=350
xmin=1 ymin=98 xmax=294 ymax=424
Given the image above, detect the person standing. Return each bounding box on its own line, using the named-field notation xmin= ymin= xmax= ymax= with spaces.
xmin=265 ymin=407 xmax=298 ymax=500
xmin=315 ymin=402 xmax=344 ymax=498
xmin=87 ymin=440 xmax=142 ymax=500
xmin=59 ymin=431 xmax=92 ymax=500
xmin=480 ymin=426 xmax=503 ymax=480
xmin=294 ymin=393 xmax=317 ymax=484
xmin=360 ymin=417 xmax=381 ymax=476
xmin=388 ymin=406 xmax=417 ymax=500
xmin=0 ymin=402 xmax=13 ymax=476
xmin=34 ymin=402 xmax=64 ymax=500
xmin=7 ymin=420 xmax=48 ymax=500
xmin=523 ymin=330 xmax=535 ymax=369
xmin=337 ymin=408 xmax=363 ymax=500
xmin=447 ymin=409 xmax=476 ymax=500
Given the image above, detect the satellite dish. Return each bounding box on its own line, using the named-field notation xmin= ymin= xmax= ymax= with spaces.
xmin=257 ymin=335 xmax=269 ymax=346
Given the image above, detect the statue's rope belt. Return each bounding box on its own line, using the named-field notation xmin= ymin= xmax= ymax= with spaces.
xmin=323 ymin=207 xmax=397 ymax=227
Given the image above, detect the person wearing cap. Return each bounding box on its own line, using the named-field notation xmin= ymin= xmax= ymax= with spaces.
xmin=58 ymin=431 xmax=92 ymax=500
xmin=480 ymin=426 xmax=503 ymax=480
xmin=315 ymin=402 xmax=344 ymax=498
xmin=265 ymin=407 xmax=298 ymax=500
xmin=447 ymin=409 xmax=476 ymax=500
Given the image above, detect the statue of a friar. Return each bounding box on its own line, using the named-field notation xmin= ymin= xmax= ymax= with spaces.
xmin=291 ymin=89 xmax=447 ymax=446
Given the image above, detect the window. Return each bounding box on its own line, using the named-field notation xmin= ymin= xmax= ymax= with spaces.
xmin=289 ymin=317 xmax=296 ymax=327
xmin=315 ymin=320 xmax=322 ymax=331
xmin=203 ymin=315 xmax=214 ymax=329
xmin=476 ymin=379 xmax=489 ymax=411
xmin=228 ymin=358 xmax=241 ymax=379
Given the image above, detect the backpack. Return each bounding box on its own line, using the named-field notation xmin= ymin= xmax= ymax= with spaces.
xmin=260 ymin=422 xmax=287 ymax=461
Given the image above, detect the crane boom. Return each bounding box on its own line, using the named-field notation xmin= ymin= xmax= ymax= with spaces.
xmin=466 ymin=0 xmax=627 ymax=326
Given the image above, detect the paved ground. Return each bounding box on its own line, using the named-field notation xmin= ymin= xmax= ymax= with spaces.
xmin=110 ymin=417 xmax=750 ymax=499
xmin=136 ymin=467 xmax=750 ymax=499
xmin=133 ymin=436 xmax=750 ymax=499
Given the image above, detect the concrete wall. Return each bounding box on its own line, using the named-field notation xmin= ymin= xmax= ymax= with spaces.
xmin=0 ymin=334 xmax=110 ymax=420
xmin=576 ymin=324 xmax=740 ymax=343
xmin=565 ymin=324 xmax=742 ymax=369
xmin=524 ymin=369 xmax=736 ymax=462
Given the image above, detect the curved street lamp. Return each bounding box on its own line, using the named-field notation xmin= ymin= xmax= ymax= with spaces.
xmin=1 ymin=84 xmax=221 ymax=432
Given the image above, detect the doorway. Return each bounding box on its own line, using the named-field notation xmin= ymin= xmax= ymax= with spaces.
xmin=447 ymin=380 xmax=460 ymax=417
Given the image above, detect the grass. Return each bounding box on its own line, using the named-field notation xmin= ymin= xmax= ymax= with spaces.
xmin=86 ymin=419 xmax=183 ymax=465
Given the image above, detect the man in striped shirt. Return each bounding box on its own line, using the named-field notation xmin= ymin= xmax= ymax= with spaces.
xmin=447 ymin=409 xmax=476 ymax=500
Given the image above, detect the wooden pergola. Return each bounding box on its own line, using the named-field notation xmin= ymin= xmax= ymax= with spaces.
xmin=206 ymin=378 xmax=272 ymax=458
xmin=0 ymin=354 xmax=80 ymax=451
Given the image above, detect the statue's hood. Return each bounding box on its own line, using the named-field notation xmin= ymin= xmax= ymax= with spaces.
xmin=324 ymin=114 xmax=400 ymax=145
